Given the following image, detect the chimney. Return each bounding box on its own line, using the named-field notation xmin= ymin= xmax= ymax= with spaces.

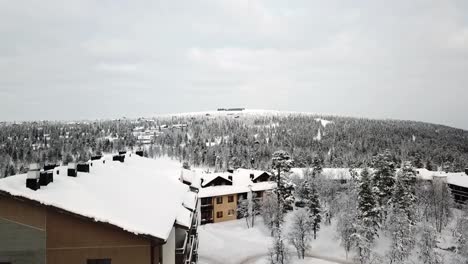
xmin=39 ymin=171 xmax=53 ymax=186
xmin=228 ymin=176 xmax=233 ymax=181
xmin=200 ymin=178 xmax=204 ymax=187
xmin=113 ymin=155 xmax=125 ymax=163
xmin=26 ymin=163 xmax=40 ymax=191
xmin=67 ymin=163 xmax=77 ymax=177
xmin=43 ymin=163 xmax=57 ymax=171
xmin=91 ymin=155 xmax=102 ymax=161
xmin=250 ymin=173 xmax=254 ymax=180
xmin=465 ymin=168 xmax=468 ymax=175
xmin=77 ymin=163 xmax=90 ymax=173
xmin=227 ymin=168 xmax=234 ymax=173
xmin=135 ymin=150 xmax=144 ymax=157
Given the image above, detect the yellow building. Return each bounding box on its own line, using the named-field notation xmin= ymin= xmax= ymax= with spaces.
xmin=198 ymin=169 xmax=275 ymax=225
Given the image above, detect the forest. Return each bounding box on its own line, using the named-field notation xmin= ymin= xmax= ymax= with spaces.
xmin=1 ymin=112 xmax=468 ymax=177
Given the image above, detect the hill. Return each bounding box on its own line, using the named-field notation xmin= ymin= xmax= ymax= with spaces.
xmin=1 ymin=109 xmax=467 ymax=176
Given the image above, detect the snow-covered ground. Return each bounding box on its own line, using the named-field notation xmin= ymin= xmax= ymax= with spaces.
xmin=198 ymin=209 xmax=462 ymax=264
xmin=198 ymin=212 xmax=351 ymax=264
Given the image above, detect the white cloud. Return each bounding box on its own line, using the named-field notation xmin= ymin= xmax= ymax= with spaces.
xmin=0 ymin=0 xmax=467 ymax=128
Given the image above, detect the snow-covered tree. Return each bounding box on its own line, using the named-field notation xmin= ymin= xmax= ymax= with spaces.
xmin=390 ymin=162 xmax=417 ymax=224
xmin=352 ymin=168 xmax=379 ymax=264
xmin=386 ymin=162 xmax=417 ymax=264
xmin=269 ymin=228 xmax=290 ymax=264
xmin=431 ymin=177 xmax=453 ymax=233
xmin=271 ymin=150 xmax=294 ymax=226
xmin=302 ymin=176 xmax=321 ymax=239
xmin=287 ymin=210 xmax=312 ymax=259
xmin=417 ymin=224 xmax=443 ymax=264
xmin=454 ymin=208 xmax=468 ymax=262
xmin=262 ymin=192 xmax=279 ymax=235
xmin=237 ymin=197 xmax=251 ymax=228
xmin=336 ymin=177 xmax=358 ymax=259
xmin=386 ymin=206 xmax=416 ymax=264
xmin=371 ymin=150 xmax=396 ymax=221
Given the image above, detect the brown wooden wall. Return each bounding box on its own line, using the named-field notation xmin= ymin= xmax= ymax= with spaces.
xmin=0 ymin=194 xmax=46 ymax=230
xmin=0 ymin=194 xmax=162 ymax=264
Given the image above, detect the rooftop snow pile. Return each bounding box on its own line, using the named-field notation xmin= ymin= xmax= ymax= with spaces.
xmin=0 ymin=155 xmax=195 ymax=241
xmin=197 ymin=168 xmax=276 ymax=198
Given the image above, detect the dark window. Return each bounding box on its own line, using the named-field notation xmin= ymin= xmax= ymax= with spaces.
xmin=216 ymin=211 xmax=223 ymax=218
xmin=87 ymin=259 xmax=111 ymax=264
xmin=228 ymin=195 xmax=234 ymax=203
xmin=216 ymin=197 xmax=223 ymax=204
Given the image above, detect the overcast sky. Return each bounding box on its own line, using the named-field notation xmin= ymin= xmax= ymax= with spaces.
xmin=0 ymin=0 xmax=467 ymax=129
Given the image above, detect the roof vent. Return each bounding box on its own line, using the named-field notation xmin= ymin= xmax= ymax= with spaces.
xmin=465 ymin=168 xmax=468 ymax=175
xmin=228 ymin=176 xmax=233 ymax=181
xmin=77 ymin=163 xmax=90 ymax=173
xmin=67 ymin=163 xmax=77 ymax=177
xmin=26 ymin=163 xmax=40 ymax=191
xmin=250 ymin=173 xmax=254 ymax=180
xmin=91 ymin=155 xmax=102 ymax=161
xmin=135 ymin=150 xmax=144 ymax=157
xmin=113 ymin=155 xmax=125 ymax=163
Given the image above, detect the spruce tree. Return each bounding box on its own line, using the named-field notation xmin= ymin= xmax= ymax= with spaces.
xmin=371 ymin=150 xmax=396 ymax=221
xmin=352 ymin=168 xmax=379 ymax=264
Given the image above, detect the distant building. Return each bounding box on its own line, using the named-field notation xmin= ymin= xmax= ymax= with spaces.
xmin=193 ymin=169 xmax=275 ymax=225
xmin=0 ymin=155 xmax=199 ymax=264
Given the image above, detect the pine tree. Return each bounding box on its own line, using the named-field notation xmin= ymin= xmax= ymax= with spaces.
xmin=371 ymin=150 xmax=396 ymax=221
xmin=352 ymin=168 xmax=379 ymax=264
xmin=304 ymin=178 xmax=321 ymax=239
xmin=271 ymin=150 xmax=294 ymax=226
xmin=418 ymin=224 xmax=443 ymax=264
xmin=386 ymin=162 xmax=417 ymax=264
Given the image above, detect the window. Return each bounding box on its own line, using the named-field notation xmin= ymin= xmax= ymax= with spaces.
xmin=228 ymin=195 xmax=234 ymax=203
xmin=216 ymin=211 xmax=223 ymax=218
xmin=228 ymin=209 xmax=235 ymax=216
xmin=216 ymin=197 xmax=223 ymax=204
xmin=87 ymin=259 xmax=111 ymax=264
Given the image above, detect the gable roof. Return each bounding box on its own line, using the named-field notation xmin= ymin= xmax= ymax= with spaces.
xmin=198 ymin=169 xmax=276 ymax=198
xmin=0 ymin=155 xmax=196 ymax=242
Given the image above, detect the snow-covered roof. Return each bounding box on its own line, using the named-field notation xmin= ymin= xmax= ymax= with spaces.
xmin=291 ymin=167 xmax=468 ymax=188
xmin=198 ymin=169 xmax=276 ymax=198
xmin=0 ymin=155 xmax=196 ymax=241
xmin=290 ymin=168 xmax=359 ymax=180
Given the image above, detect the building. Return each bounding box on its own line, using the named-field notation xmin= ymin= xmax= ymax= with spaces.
xmin=0 ymin=154 xmax=199 ymax=264
xmin=193 ymin=169 xmax=275 ymax=225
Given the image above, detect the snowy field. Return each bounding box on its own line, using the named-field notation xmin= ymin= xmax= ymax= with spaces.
xmin=198 ymin=212 xmax=352 ymax=264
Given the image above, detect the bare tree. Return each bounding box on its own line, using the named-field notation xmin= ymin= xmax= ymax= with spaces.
xmin=287 ymin=210 xmax=312 ymax=259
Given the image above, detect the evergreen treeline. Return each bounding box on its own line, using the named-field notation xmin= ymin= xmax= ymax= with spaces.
xmin=1 ymin=113 xmax=467 ymax=177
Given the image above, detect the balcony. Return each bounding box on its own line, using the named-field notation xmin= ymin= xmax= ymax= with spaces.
xmin=176 ymin=231 xmax=199 ymax=264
